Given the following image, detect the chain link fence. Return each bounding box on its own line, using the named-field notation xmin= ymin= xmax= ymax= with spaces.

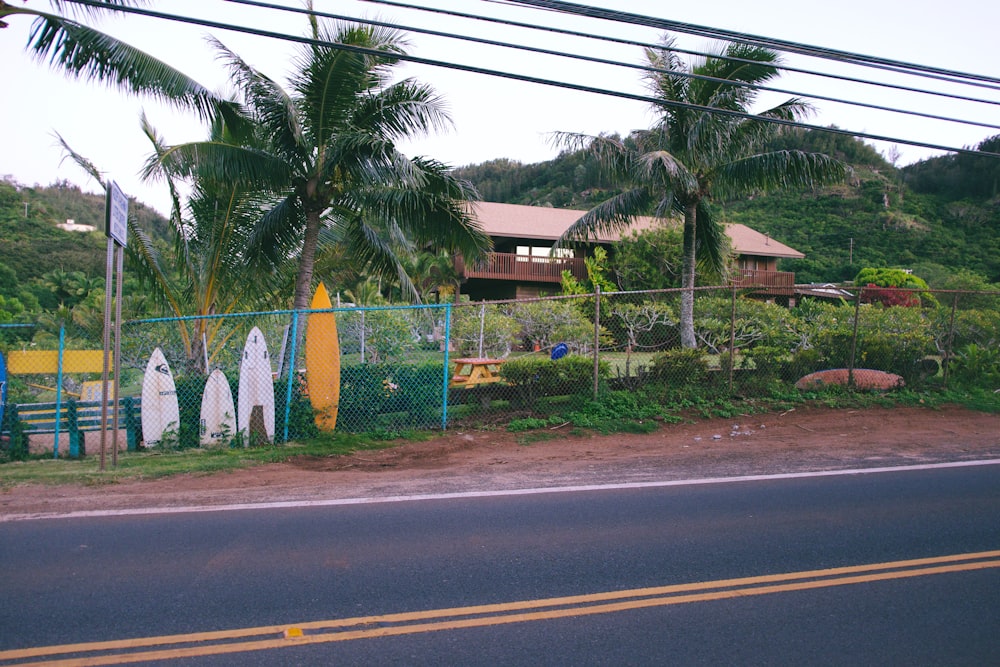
xmin=2 ymin=286 xmax=998 ymax=459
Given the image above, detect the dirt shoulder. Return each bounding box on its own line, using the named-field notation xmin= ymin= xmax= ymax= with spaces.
xmin=2 ymin=405 xmax=998 ymax=519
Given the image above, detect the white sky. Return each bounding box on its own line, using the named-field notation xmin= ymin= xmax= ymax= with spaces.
xmin=2 ymin=0 xmax=998 ymax=217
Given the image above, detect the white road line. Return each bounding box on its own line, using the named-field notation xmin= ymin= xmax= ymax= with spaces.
xmin=4 ymin=459 xmax=1000 ymax=522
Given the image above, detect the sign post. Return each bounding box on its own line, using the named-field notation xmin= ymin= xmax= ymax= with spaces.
xmin=99 ymin=181 xmax=128 ymax=470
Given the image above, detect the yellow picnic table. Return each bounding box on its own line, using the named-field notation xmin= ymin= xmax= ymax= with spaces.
xmin=449 ymin=357 xmax=506 ymax=388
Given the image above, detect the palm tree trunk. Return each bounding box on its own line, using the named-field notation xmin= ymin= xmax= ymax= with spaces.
xmin=679 ymin=202 xmax=698 ymax=349
xmin=293 ymin=209 xmax=322 ymax=312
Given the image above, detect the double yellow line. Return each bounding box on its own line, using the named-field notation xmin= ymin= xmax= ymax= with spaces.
xmin=5 ymin=550 xmax=999 ymax=666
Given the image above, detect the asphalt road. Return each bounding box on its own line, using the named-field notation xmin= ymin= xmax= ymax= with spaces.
xmin=2 ymin=462 xmax=999 ymax=665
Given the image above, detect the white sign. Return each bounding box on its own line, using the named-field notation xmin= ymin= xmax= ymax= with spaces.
xmin=106 ymin=180 xmax=128 ymax=247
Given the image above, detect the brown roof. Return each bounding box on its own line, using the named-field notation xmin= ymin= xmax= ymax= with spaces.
xmin=468 ymin=201 xmax=804 ymax=259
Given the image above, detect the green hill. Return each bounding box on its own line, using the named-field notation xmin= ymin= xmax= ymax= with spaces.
xmin=0 ymin=177 xmax=168 ymax=315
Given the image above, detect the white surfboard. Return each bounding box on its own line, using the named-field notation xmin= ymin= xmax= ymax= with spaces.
xmin=237 ymin=326 xmax=275 ymax=443
xmin=141 ymin=347 xmax=180 ymax=448
xmin=199 ymin=369 xmax=236 ymax=447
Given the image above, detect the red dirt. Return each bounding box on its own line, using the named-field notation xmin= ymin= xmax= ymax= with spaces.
xmin=1 ymin=405 xmax=998 ymax=519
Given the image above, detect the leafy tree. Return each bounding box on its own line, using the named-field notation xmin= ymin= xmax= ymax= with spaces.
xmin=903 ymin=134 xmax=1000 ymax=199
xmin=611 ymin=227 xmax=684 ymax=290
xmin=855 ymin=267 xmax=933 ymax=307
xmin=554 ymin=35 xmax=845 ymax=348
xmin=451 ymin=306 xmax=519 ymax=358
xmin=507 ymin=299 xmax=593 ymax=352
xmin=560 ymin=246 xmax=615 ymax=296
xmin=159 ymin=20 xmax=490 ymax=313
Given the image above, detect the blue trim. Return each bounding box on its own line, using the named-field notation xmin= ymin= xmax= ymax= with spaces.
xmin=282 ymin=311 xmax=300 ymax=444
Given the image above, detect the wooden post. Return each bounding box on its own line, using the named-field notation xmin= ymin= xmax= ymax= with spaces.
xmin=848 ymin=287 xmax=863 ymax=389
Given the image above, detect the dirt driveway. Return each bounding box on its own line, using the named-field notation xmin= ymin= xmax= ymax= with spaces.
xmin=2 ymin=405 xmax=998 ymax=519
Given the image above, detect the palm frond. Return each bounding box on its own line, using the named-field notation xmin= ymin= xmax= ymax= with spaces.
xmin=53 ymin=131 xmax=104 ymax=185
xmin=124 ymin=219 xmax=183 ymax=317
xmin=138 ymin=112 xmax=185 ymax=228
xmin=246 ymin=194 xmax=304 ymax=267
xmin=353 ymin=157 xmax=491 ymax=261
xmin=558 ymin=187 xmax=654 ymax=246
xmin=210 ymin=37 xmax=302 ymax=159
xmin=713 ymin=150 xmax=847 ymax=198
xmin=352 ymin=79 xmax=452 ymax=141
xmin=638 ymin=149 xmax=698 ymax=195
xmin=338 ymin=213 xmax=418 ymax=300
xmin=158 ymin=141 xmax=291 ymax=191
xmin=693 ymin=202 xmax=728 ymax=275
xmin=26 ymin=12 xmax=232 ymax=124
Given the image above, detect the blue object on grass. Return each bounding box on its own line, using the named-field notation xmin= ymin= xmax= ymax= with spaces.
xmin=551 ymin=343 xmax=568 ymax=360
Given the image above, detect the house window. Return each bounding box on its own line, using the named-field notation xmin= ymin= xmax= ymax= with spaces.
xmin=516 ymin=246 xmax=575 ymax=260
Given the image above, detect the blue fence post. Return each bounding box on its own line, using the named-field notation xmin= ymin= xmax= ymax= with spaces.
xmin=282 ymin=310 xmax=301 ymax=444
xmin=441 ymin=304 xmax=452 ymax=430
xmin=53 ymin=323 xmax=65 ymax=458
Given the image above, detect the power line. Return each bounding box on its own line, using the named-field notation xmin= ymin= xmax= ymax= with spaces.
xmin=58 ymin=0 xmax=1000 ymax=159
xmin=235 ymin=0 xmax=999 ymax=133
xmin=362 ymin=0 xmax=1000 ymax=110
xmin=501 ymin=0 xmax=1000 ymax=90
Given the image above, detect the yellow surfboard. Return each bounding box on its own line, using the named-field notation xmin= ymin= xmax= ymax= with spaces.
xmin=305 ymin=283 xmax=341 ymax=431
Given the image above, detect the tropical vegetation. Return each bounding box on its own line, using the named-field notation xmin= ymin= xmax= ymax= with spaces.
xmin=550 ymin=36 xmax=846 ymax=348
xmin=157 ymin=21 xmax=490 ymax=313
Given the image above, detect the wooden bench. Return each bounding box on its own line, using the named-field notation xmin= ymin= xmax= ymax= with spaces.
xmin=2 ymin=397 xmax=142 ymax=458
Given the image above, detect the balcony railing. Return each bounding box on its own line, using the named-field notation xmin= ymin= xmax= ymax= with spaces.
xmin=457 ymin=255 xmax=795 ymax=293
xmin=457 ymin=252 xmax=586 ymax=283
xmin=730 ymin=268 xmax=796 ymax=294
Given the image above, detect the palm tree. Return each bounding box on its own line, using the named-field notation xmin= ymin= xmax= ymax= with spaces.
xmin=557 ymin=36 xmax=846 ymax=348
xmin=158 ymin=20 xmax=490 ymax=313
xmin=58 ymin=118 xmax=288 ymax=372
xmin=404 ymin=249 xmax=462 ymax=304
xmin=4 ymin=1 xmax=244 ymax=130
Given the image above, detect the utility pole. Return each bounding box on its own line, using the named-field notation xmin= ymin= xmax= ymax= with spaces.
xmin=849 ymin=237 xmax=854 ymax=265
xmin=23 ymin=201 xmax=28 ymax=218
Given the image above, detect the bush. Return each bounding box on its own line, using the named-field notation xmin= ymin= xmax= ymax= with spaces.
xmin=650 ymin=348 xmax=709 ymax=386
xmin=336 ymin=362 xmax=445 ymax=432
xmin=500 ymin=354 xmax=605 ymax=406
xmin=949 ymin=344 xmax=1000 ymax=389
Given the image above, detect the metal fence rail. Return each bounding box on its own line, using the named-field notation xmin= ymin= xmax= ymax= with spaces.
xmin=2 ymin=286 xmax=998 ymax=459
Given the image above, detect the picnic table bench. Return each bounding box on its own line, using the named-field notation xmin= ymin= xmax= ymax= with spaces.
xmin=2 ymin=397 xmax=142 ymax=458
xmin=449 ymin=357 xmax=507 ymax=388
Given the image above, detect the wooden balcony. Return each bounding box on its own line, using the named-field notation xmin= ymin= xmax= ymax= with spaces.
xmin=457 ymin=255 xmax=794 ymax=295
xmin=730 ymin=268 xmax=796 ymax=295
xmin=457 ymin=252 xmax=587 ymax=283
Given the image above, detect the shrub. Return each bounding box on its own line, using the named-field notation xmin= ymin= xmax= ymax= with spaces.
xmin=336 ymin=362 xmax=445 ymax=432
xmin=500 ymin=354 xmax=605 ymax=406
xmin=949 ymin=344 xmax=1000 ymax=389
xmin=650 ymin=348 xmax=709 ymax=386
